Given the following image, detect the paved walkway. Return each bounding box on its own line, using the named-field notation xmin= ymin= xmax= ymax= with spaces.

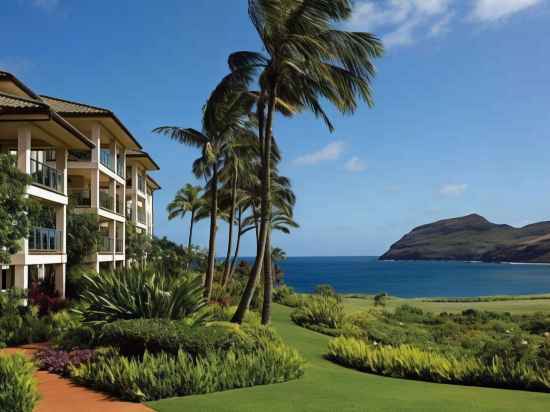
xmin=1 ymin=344 xmax=152 ymax=412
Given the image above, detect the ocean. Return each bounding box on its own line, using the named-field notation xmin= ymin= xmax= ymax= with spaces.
xmin=269 ymin=256 xmax=550 ymax=298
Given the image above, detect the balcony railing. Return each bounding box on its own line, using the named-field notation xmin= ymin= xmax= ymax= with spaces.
xmin=99 ymin=191 xmax=114 ymax=211
xmin=28 ymin=228 xmax=62 ymax=252
xmin=69 ymin=190 xmax=91 ymax=208
xmin=138 ymin=209 xmax=146 ymax=224
xmin=30 ymin=158 xmax=64 ymax=194
xmin=68 ymin=150 xmax=91 ymax=162
xmin=116 ymin=238 xmax=124 ymax=254
xmin=100 ymin=149 xmax=114 ymax=171
xmin=99 ymin=236 xmax=114 ymax=253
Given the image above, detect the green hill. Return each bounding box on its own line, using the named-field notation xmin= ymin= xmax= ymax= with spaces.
xmin=380 ymin=214 xmax=550 ymax=263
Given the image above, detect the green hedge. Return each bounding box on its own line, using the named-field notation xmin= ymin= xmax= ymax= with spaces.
xmin=0 ymin=354 xmax=40 ymax=412
xmin=327 ymin=337 xmax=550 ymax=393
xmin=71 ymin=343 xmax=305 ymax=402
xmin=100 ymin=318 xmax=280 ymax=357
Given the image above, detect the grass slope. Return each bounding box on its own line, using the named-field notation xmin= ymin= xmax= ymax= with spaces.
xmin=148 ymin=304 xmax=549 ymax=412
xmin=343 ymin=295 xmax=550 ymax=315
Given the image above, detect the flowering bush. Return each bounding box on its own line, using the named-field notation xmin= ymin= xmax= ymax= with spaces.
xmin=34 ymin=349 xmax=97 ymax=377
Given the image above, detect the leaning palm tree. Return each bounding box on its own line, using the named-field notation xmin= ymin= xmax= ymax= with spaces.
xmin=167 ymin=184 xmax=204 ymax=257
xmin=154 ymin=89 xmax=255 ymax=300
xmin=229 ymin=0 xmax=383 ymax=324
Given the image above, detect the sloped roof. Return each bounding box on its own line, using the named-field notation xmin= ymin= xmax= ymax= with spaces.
xmin=126 ymin=149 xmax=160 ymax=171
xmin=40 ymin=95 xmax=110 ymax=115
xmin=0 ymin=92 xmax=49 ymax=113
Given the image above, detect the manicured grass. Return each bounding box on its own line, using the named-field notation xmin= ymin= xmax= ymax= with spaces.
xmin=344 ymin=295 xmax=550 ymax=315
xmin=147 ymin=304 xmax=549 ymax=412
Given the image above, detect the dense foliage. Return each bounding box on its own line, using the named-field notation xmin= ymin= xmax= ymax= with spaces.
xmin=75 ymin=268 xmax=208 ymax=326
xmin=35 ymin=348 xmax=97 ymax=377
xmin=0 ymin=154 xmax=32 ymax=264
xmin=72 ymin=342 xmax=305 ymax=402
xmin=0 ymin=354 xmax=39 ymax=412
xmin=99 ymin=319 xmax=276 ymax=358
xmin=327 ymin=337 xmax=550 ymax=393
xmin=291 ymin=294 xmax=347 ymax=333
xmin=66 ymin=208 xmax=101 ymax=268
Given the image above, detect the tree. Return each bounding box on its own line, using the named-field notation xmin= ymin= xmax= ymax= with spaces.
xmin=125 ymin=221 xmax=152 ymax=267
xmin=154 ymin=88 xmax=256 ymax=300
xmin=228 ymin=0 xmax=383 ymax=324
xmin=167 ymin=184 xmax=204 ymax=260
xmin=0 ymin=154 xmax=32 ymax=264
xmin=271 ymin=247 xmax=287 ymax=287
xmin=66 ymin=208 xmax=101 ymax=268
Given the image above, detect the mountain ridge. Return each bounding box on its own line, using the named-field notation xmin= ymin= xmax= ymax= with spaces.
xmin=380 ymin=214 xmax=550 ymax=263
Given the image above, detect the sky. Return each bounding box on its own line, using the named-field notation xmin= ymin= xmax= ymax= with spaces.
xmin=1 ymin=0 xmax=549 ymax=257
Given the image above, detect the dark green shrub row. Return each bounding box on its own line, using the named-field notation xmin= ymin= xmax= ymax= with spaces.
xmin=71 ymin=343 xmax=305 ymax=402
xmin=0 ymin=354 xmax=40 ymax=412
xmin=327 ymin=337 xmax=550 ymax=393
xmin=99 ymin=318 xmax=280 ymax=357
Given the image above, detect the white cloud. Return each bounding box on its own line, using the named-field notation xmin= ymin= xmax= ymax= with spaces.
xmin=348 ymin=0 xmax=453 ymax=48
xmin=294 ymin=141 xmax=345 ymax=166
xmin=31 ymin=0 xmax=60 ymax=10
xmin=470 ymin=0 xmax=542 ymax=21
xmin=345 ymin=157 xmax=368 ymax=173
xmin=440 ymin=183 xmax=468 ymax=196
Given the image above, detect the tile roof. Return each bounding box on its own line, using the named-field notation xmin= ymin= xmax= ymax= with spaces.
xmin=0 ymin=92 xmax=49 ymax=113
xmin=40 ymin=95 xmax=110 ymax=115
xmin=126 ymin=149 xmax=160 ymax=170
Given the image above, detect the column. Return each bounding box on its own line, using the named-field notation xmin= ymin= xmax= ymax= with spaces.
xmin=54 ymin=264 xmax=66 ymax=298
xmin=37 ymin=264 xmax=45 ymax=281
xmin=55 ymin=147 xmax=68 ymax=196
xmin=132 ymin=166 xmax=138 ymax=223
xmin=90 ymin=169 xmax=100 ymax=209
xmin=91 ymin=123 xmax=101 ymax=163
xmin=56 ymin=205 xmax=67 ymax=254
xmin=17 ymin=127 xmax=31 ymax=174
xmin=14 ymin=265 xmax=28 ymax=290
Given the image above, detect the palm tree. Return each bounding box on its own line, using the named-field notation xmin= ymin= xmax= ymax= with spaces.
xmin=167 ymin=184 xmax=204 ymax=257
xmin=228 ymin=0 xmax=383 ymax=324
xmin=271 ymin=246 xmax=287 ymax=287
xmin=154 ymin=88 xmax=255 ymax=300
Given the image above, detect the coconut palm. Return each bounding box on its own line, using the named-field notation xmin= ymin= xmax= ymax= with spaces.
xmin=154 ymin=88 xmax=255 ymax=300
xmin=228 ymin=0 xmax=383 ymax=324
xmin=167 ymin=184 xmax=204 ymax=256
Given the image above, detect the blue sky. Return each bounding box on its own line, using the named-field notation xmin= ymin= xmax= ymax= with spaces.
xmin=2 ymin=0 xmax=549 ymax=256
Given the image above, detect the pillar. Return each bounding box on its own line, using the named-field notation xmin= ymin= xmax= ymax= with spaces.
xmin=17 ymin=127 xmax=31 ymax=174
xmin=37 ymin=264 xmax=45 ymax=281
xmin=14 ymin=265 xmax=28 ymax=290
xmin=56 ymin=205 xmax=67 ymax=254
xmin=54 ymin=264 xmax=66 ymax=298
xmin=56 ymin=147 xmax=68 ymax=196
xmin=132 ymin=165 xmax=139 ymax=222
xmin=90 ymin=169 xmax=100 ymax=209
xmin=91 ymin=123 xmax=101 ymax=163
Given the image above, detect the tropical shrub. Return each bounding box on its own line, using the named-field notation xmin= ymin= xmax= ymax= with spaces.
xmin=373 ymin=292 xmax=387 ymax=307
xmin=291 ymin=294 xmax=346 ymax=330
xmin=327 ymin=337 xmax=550 ymax=392
xmin=273 ymin=285 xmax=303 ymax=307
xmin=71 ymin=343 xmax=305 ymax=402
xmin=75 ymin=268 xmax=208 ymax=326
xmin=314 ymin=284 xmax=340 ymax=300
xmin=0 ymin=354 xmax=40 ymax=412
xmin=35 ymin=348 xmax=97 ymax=377
xmin=209 ymin=304 xmax=261 ymax=325
xmin=99 ymin=318 xmax=278 ymax=358
xmin=53 ymin=324 xmax=97 ymax=351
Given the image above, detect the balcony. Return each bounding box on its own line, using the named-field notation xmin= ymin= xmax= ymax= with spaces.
xmin=116 ymin=238 xmax=124 ymax=254
xmin=99 ymin=236 xmax=114 ymax=253
xmin=99 ymin=191 xmax=114 ymax=211
xmin=137 ymin=175 xmax=145 ymax=192
xmin=30 ymin=158 xmax=64 ymax=194
xmin=100 ymin=149 xmax=114 ymax=171
xmin=28 ymin=228 xmax=63 ymax=253
xmin=116 ymin=157 xmax=125 ymax=179
xmin=137 ymin=209 xmax=146 ymax=224
xmin=68 ymin=150 xmax=91 ymax=162
xmin=69 ymin=190 xmax=91 ymax=208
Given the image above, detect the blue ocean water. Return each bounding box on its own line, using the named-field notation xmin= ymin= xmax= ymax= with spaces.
xmin=270 ymin=256 xmax=550 ymax=298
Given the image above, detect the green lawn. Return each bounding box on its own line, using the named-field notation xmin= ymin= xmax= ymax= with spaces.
xmin=343 ymin=295 xmax=550 ymax=315
xmin=148 ymin=304 xmax=550 ymax=412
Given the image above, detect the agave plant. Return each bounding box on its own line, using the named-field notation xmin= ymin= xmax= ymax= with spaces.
xmin=75 ymin=268 xmax=208 ymax=326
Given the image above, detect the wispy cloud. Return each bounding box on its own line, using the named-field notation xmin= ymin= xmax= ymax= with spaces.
xmin=470 ymin=0 xmax=542 ymax=22
xmin=439 ymin=183 xmax=468 ymax=197
xmin=345 ymin=156 xmax=368 ymax=173
xmin=293 ymin=141 xmax=345 ymax=166
xmin=31 ymin=0 xmax=60 ymax=10
xmin=348 ymin=0 xmax=543 ymax=48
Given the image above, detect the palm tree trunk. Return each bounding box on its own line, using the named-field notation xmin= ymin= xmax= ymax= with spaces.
xmin=205 ymin=166 xmax=218 ymax=300
xmin=187 ymin=209 xmax=195 ymax=271
xmin=226 ymin=206 xmax=243 ymax=286
xmin=222 ymin=165 xmax=238 ymax=286
xmin=261 ymin=228 xmax=272 ymax=324
xmin=232 ymin=88 xmax=275 ymax=323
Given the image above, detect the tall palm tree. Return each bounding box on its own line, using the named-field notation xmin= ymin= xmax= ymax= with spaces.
xmin=154 ymin=88 xmax=255 ymax=300
xmin=167 ymin=184 xmax=204 ymax=256
xmin=228 ymin=0 xmax=383 ymax=324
